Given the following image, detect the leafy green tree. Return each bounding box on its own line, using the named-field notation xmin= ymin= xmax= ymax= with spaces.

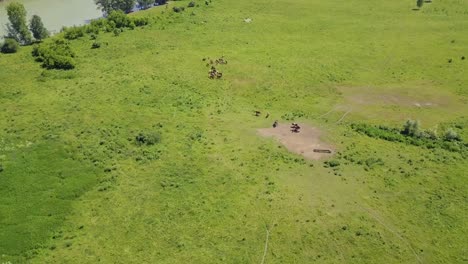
xmin=416 ymin=0 xmax=424 ymax=9
xmin=29 ymin=15 xmax=49 ymax=41
xmin=1 ymin=38 xmax=19 ymax=53
xmin=137 ymin=0 xmax=153 ymax=9
xmin=402 ymin=120 xmax=420 ymax=137
xmin=5 ymin=2 xmax=32 ymax=45
xmin=95 ymin=0 xmax=136 ymax=14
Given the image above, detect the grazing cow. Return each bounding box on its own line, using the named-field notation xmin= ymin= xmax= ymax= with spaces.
xmin=254 ymin=111 xmax=261 ymax=116
xmin=273 ymin=120 xmax=278 ymax=128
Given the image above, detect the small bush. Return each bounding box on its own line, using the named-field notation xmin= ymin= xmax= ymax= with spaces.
xmin=188 ymin=1 xmax=196 ymax=7
xmin=135 ymin=132 xmax=161 ymax=146
xmin=113 ymin=28 xmax=121 ymax=36
xmin=91 ymin=41 xmax=101 ymax=49
xmin=325 ymin=160 xmax=340 ymax=168
xmin=444 ymin=129 xmax=460 ymax=141
xmin=1 ymin=38 xmax=19 ymax=54
xmin=173 ymin=6 xmax=185 ymax=13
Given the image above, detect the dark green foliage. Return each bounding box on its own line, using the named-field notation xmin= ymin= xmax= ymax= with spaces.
xmin=402 ymin=119 xmax=420 ymax=136
xmin=173 ymin=6 xmax=185 ymax=13
xmin=417 ymin=0 xmax=424 ymax=8
xmin=5 ymin=2 xmax=32 ymax=45
xmin=113 ymin=28 xmax=121 ymax=36
xmin=92 ymin=41 xmax=102 ymax=49
xmin=95 ymin=0 xmax=136 ymax=14
xmin=444 ymin=129 xmax=460 ymax=142
xmin=133 ymin=17 xmax=149 ymax=26
xmin=351 ymin=123 xmax=466 ymax=153
xmin=29 ymin=15 xmax=49 ymax=41
xmin=32 ymin=39 xmax=76 ymax=70
xmin=108 ymin=10 xmax=131 ymax=28
xmin=324 ymin=160 xmax=340 ymax=167
xmin=188 ymin=1 xmax=196 ymax=7
xmin=1 ymin=38 xmax=20 ymax=54
xmin=135 ymin=132 xmax=161 ymax=146
xmin=63 ymin=26 xmax=85 ymax=40
xmin=0 ymin=164 xmax=3 ymax=173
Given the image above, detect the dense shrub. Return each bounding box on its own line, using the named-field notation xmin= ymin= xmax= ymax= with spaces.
xmin=92 ymin=41 xmax=101 ymax=49
xmin=135 ymin=132 xmax=161 ymax=146
xmin=32 ymin=39 xmax=76 ymax=70
xmin=444 ymin=129 xmax=460 ymax=142
xmin=402 ymin=119 xmax=420 ymax=137
xmin=108 ymin=10 xmax=131 ymax=28
xmin=173 ymin=6 xmax=185 ymax=13
xmin=1 ymin=38 xmax=20 ymax=53
xmin=324 ymin=160 xmax=340 ymax=167
xmin=188 ymin=1 xmax=196 ymax=7
xmin=63 ymin=26 xmax=85 ymax=40
xmin=133 ymin=17 xmax=149 ymax=26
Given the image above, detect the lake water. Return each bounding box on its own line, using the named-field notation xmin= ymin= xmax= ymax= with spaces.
xmin=0 ymin=0 xmax=102 ymax=38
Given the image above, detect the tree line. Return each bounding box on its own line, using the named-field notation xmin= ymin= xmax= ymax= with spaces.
xmin=95 ymin=0 xmax=168 ymax=14
xmin=1 ymin=2 xmax=49 ymax=53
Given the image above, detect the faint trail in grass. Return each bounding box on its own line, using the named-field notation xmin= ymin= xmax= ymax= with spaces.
xmin=316 ymin=109 xmax=335 ymax=119
xmin=336 ymin=110 xmax=352 ymax=124
xmin=260 ymin=227 xmax=270 ymax=264
xmin=358 ymin=204 xmax=422 ymax=264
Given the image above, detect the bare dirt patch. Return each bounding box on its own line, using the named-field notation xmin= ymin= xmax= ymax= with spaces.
xmin=258 ymin=123 xmax=334 ymax=160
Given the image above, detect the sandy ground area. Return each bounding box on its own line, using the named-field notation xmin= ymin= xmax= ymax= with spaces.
xmin=258 ymin=123 xmax=334 ymax=160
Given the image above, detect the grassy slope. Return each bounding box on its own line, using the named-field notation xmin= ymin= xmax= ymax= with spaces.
xmin=0 ymin=0 xmax=467 ymax=263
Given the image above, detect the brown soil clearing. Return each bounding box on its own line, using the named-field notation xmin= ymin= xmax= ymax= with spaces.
xmin=258 ymin=123 xmax=334 ymax=160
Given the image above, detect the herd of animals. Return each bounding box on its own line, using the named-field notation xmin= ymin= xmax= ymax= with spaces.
xmin=203 ymin=56 xmax=227 ymax=79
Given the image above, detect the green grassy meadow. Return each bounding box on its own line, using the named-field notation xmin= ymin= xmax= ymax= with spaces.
xmin=0 ymin=0 xmax=467 ymax=263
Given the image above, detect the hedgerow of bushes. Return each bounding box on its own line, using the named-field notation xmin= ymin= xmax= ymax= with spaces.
xmin=61 ymin=10 xmax=149 ymax=40
xmin=351 ymin=121 xmax=467 ymax=153
xmin=31 ymin=10 xmax=150 ymax=70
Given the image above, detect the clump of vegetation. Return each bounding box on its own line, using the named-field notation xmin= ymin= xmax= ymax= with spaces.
xmin=402 ymin=119 xmax=420 ymax=137
xmin=416 ymin=0 xmax=424 ymax=9
xmin=29 ymin=15 xmax=49 ymax=41
xmin=351 ymin=120 xmax=466 ymax=153
xmin=95 ymin=0 xmax=135 ymax=14
xmin=5 ymin=2 xmax=32 ymax=45
xmin=324 ymin=159 xmax=340 ymax=168
xmin=281 ymin=111 xmax=306 ymax=121
xmin=135 ymin=132 xmax=161 ymax=146
xmin=62 ymin=26 xmax=86 ymax=40
xmin=1 ymin=38 xmax=20 ymax=54
xmin=92 ymin=41 xmax=102 ymax=49
xmin=32 ymin=39 xmax=76 ymax=70
xmin=173 ymin=6 xmax=185 ymax=13
xmin=444 ymin=128 xmax=461 ymax=142
xmin=188 ymin=1 xmax=196 ymax=7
